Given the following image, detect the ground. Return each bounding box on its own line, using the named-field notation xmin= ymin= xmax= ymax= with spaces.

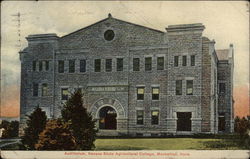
xmin=0 ymin=137 xmax=247 ymax=150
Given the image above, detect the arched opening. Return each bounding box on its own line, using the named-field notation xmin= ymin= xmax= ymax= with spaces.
xmin=99 ymin=106 xmax=117 ymax=130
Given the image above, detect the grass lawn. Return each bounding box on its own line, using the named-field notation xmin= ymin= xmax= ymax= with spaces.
xmin=95 ymin=138 xmax=247 ymax=150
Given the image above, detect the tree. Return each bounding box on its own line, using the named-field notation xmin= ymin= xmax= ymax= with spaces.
xmin=61 ymin=89 xmax=97 ymax=150
xmin=21 ymin=106 xmax=47 ymax=150
xmin=35 ymin=119 xmax=77 ymax=150
xmin=0 ymin=120 xmax=19 ymax=138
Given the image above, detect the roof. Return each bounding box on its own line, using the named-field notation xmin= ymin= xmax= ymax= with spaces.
xmin=216 ymin=49 xmax=229 ymax=61
xmin=61 ymin=14 xmax=164 ymax=38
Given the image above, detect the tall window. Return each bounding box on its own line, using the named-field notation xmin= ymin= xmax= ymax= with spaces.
xmin=182 ymin=56 xmax=187 ymax=66
xmin=61 ymin=88 xmax=69 ymax=100
xmin=42 ymin=83 xmax=48 ymax=96
xmin=186 ymin=80 xmax=193 ymax=95
xmin=58 ymin=60 xmax=64 ymax=73
xmin=133 ymin=58 xmax=140 ymax=71
xmin=219 ymin=83 xmax=226 ymax=94
xmin=152 ymin=87 xmax=159 ymax=100
xmin=69 ymin=60 xmax=75 ymax=73
xmin=94 ymin=59 xmax=101 ymax=72
xmin=191 ymin=55 xmax=195 ymax=66
xmin=80 ymin=59 xmax=86 ymax=72
xmin=151 ymin=110 xmax=159 ymax=125
xmin=176 ymin=80 xmax=182 ymax=95
xmin=33 ymin=83 xmax=38 ymax=96
xmin=174 ymin=56 xmax=179 ymax=67
xmin=157 ymin=57 xmax=164 ymax=70
xmin=45 ymin=61 xmax=49 ymax=71
xmin=105 ymin=59 xmax=112 ymax=72
xmin=32 ymin=61 xmax=37 ymax=71
xmin=116 ymin=58 xmax=123 ymax=71
xmin=137 ymin=87 xmax=144 ymax=100
xmin=145 ymin=57 xmax=152 ymax=71
xmin=136 ymin=110 xmax=144 ymax=125
xmin=39 ymin=61 xmax=43 ymax=71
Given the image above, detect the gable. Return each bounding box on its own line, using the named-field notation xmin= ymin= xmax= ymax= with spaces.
xmin=58 ymin=15 xmax=165 ymax=49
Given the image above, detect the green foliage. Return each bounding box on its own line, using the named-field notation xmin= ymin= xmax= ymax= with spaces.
xmin=61 ymin=89 xmax=97 ymax=150
xmin=21 ymin=106 xmax=47 ymax=150
xmin=0 ymin=120 xmax=19 ymax=138
xmin=234 ymin=116 xmax=250 ymax=137
xmin=35 ymin=119 xmax=77 ymax=150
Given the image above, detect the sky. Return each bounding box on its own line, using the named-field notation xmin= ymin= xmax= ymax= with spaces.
xmin=0 ymin=1 xmax=249 ymax=117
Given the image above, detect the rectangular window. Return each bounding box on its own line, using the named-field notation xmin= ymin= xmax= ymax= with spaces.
xmin=33 ymin=83 xmax=38 ymax=97
xmin=133 ymin=58 xmax=140 ymax=71
xmin=151 ymin=110 xmax=159 ymax=125
xmin=137 ymin=87 xmax=144 ymax=100
xmin=80 ymin=59 xmax=86 ymax=72
xmin=116 ymin=58 xmax=123 ymax=71
xmin=174 ymin=56 xmax=179 ymax=67
xmin=191 ymin=55 xmax=195 ymax=66
xmin=61 ymin=88 xmax=69 ymax=100
xmin=186 ymin=80 xmax=193 ymax=95
xmin=152 ymin=87 xmax=159 ymax=100
xmin=176 ymin=80 xmax=182 ymax=95
xmin=136 ymin=110 xmax=144 ymax=125
xmin=105 ymin=59 xmax=112 ymax=72
xmin=145 ymin=57 xmax=152 ymax=71
xmin=94 ymin=59 xmax=101 ymax=72
xmin=219 ymin=83 xmax=226 ymax=94
xmin=157 ymin=57 xmax=164 ymax=70
xmin=42 ymin=83 xmax=48 ymax=96
xmin=182 ymin=56 xmax=187 ymax=66
xmin=45 ymin=61 xmax=49 ymax=71
xmin=69 ymin=60 xmax=75 ymax=73
xmin=39 ymin=61 xmax=43 ymax=71
xmin=32 ymin=61 xmax=37 ymax=71
xmin=58 ymin=60 xmax=64 ymax=73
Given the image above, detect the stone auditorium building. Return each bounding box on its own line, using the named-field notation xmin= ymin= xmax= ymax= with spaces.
xmin=19 ymin=14 xmax=234 ymax=136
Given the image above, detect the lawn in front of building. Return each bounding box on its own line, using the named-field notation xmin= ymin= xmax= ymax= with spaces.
xmin=95 ymin=138 xmax=246 ymax=150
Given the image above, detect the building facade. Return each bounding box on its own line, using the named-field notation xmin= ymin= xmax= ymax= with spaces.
xmin=19 ymin=14 xmax=234 ymax=136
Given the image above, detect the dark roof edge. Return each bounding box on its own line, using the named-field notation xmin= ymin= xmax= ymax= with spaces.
xmin=60 ymin=16 xmax=164 ymax=39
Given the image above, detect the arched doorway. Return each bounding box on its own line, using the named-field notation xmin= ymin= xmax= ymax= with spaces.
xmin=99 ymin=106 xmax=117 ymax=130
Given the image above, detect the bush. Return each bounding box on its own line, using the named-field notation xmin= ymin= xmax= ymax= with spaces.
xmin=61 ymin=89 xmax=97 ymax=150
xmin=21 ymin=106 xmax=47 ymax=150
xmin=35 ymin=119 xmax=77 ymax=150
xmin=234 ymin=116 xmax=250 ymax=137
xmin=0 ymin=120 xmax=19 ymax=139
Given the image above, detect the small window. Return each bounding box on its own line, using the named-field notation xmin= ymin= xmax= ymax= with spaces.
xmin=42 ymin=83 xmax=48 ymax=96
xmin=191 ymin=55 xmax=195 ymax=66
xmin=137 ymin=87 xmax=144 ymax=100
xmin=39 ymin=61 xmax=43 ymax=71
xmin=174 ymin=56 xmax=179 ymax=67
xmin=186 ymin=80 xmax=193 ymax=95
xmin=61 ymin=88 xmax=69 ymax=100
xmin=116 ymin=58 xmax=123 ymax=71
xmin=69 ymin=60 xmax=75 ymax=73
xmin=104 ymin=30 xmax=115 ymax=41
xmin=157 ymin=57 xmax=164 ymax=70
xmin=136 ymin=110 xmax=144 ymax=125
xmin=152 ymin=87 xmax=159 ymax=100
xmin=45 ymin=61 xmax=49 ymax=71
xmin=94 ymin=59 xmax=101 ymax=72
xmin=176 ymin=80 xmax=182 ymax=95
xmin=58 ymin=60 xmax=64 ymax=73
xmin=33 ymin=83 xmax=38 ymax=96
xmin=145 ymin=57 xmax=152 ymax=71
xmin=32 ymin=61 xmax=37 ymax=71
xmin=182 ymin=56 xmax=187 ymax=66
xmin=105 ymin=59 xmax=112 ymax=72
xmin=80 ymin=60 xmax=86 ymax=73
xmin=151 ymin=110 xmax=159 ymax=125
xmin=219 ymin=83 xmax=225 ymax=94
xmin=133 ymin=58 xmax=140 ymax=71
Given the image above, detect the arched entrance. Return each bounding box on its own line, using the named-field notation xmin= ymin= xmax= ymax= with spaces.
xmin=99 ymin=106 xmax=117 ymax=130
